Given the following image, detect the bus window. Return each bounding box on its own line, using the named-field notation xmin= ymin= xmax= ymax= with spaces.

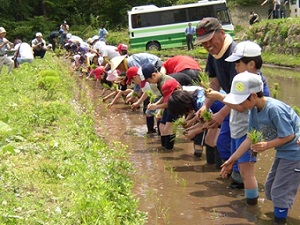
xmin=290 ymin=0 xmax=296 ymax=4
xmin=216 ymin=11 xmax=231 ymax=25
xmin=132 ymin=15 xmax=141 ymax=28
xmin=188 ymin=6 xmax=212 ymax=21
xmin=174 ymin=9 xmax=187 ymax=23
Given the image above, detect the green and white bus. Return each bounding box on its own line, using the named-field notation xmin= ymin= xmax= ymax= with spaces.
xmin=128 ymin=0 xmax=234 ymax=50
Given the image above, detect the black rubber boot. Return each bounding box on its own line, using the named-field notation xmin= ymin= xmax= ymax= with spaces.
xmin=274 ymin=217 xmax=287 ymax=225
xmin=156 ymin=119 xmax=161 ymax=136
xmin=161 ymin=136 xmax=166 ymax=148
xmin=146 ymin=116 xmax=155 ymax=134
xmin=194 ymin=149 xmax=203 ymax=158
xmin=246 ymin=197 xmax=258 ymax=206
xmin=214 ymin=147 xmax=223 ymax=170
xmin=165 ymin=134 xmax=175 ymax=150
xmin=205 ymin=144 xmax=215 ymax=164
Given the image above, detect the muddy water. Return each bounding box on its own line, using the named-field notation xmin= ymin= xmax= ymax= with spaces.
xmin=78 ymin=68 xmax=300 ymax=225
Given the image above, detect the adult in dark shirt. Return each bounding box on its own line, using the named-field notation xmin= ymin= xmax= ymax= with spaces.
xmin=47 ymin=29 xmax=63 ymax=51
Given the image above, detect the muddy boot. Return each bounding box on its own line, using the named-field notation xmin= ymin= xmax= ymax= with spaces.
xmin=165 ymin=134 xmax=175 ymax=150
xmin=156 ymin=119 xmax=161 ymax=136
xmin=161 ymin=136 xmax=166 ymax=149
xmin=214 ymin=147 xmax=222 ymax=170
xmin=246 ymin=197 xmax=258 ymax=206
xmin=146 ymin=116 xmax=156 ymax=134
xmin=205 ymin=144 xmax=215 ymax=164
xmin=194 ymin=149 xmax=203 ymax=158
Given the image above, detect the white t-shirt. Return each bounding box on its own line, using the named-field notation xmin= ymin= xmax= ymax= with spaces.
xmin=14 ymin=43 xmax=34 ymax=60
xmin=98 ymin=45 xmax=120 ymax=60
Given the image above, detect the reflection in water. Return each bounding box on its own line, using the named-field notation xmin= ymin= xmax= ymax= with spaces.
xmin=262 ymin=68 xmax=300 ymax=106
xmin=76 ymin=72 xmax=300 ymax=225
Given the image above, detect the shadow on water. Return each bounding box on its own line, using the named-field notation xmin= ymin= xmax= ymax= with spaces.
xmin=74 ymin=70 xmax=300 ymax=225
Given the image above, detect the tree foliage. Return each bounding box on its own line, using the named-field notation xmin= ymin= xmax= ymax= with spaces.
xmin=1 ymin=0 xmax=257 ymax=42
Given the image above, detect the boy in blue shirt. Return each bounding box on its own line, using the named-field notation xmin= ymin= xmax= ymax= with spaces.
xmin=221 ymin=72 xmax=300 ymax=225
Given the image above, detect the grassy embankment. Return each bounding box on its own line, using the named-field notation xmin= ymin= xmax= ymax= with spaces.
xmin=0 ymin=54 xmax=146 ymax=224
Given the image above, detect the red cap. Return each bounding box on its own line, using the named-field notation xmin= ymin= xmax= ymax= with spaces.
xmin=116 ymin=43 xmax=128 ymax=52
xmin=161 ymin=79 xmax=181 ymax=103
xmin=126 ymin=67 xmax=139 ymax=84
xmin=91 ymin=66 xmax=105 ymax=80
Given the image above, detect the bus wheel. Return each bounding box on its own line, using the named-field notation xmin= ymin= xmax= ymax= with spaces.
xmin=146 ymin=42 xmax=161 ymax=51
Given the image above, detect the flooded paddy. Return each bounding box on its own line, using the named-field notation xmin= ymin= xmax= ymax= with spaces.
xmin=76 ymin=66 xmax=300 ymax=225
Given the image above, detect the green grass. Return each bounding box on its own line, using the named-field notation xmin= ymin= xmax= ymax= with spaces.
xmin=0 ymin=54 xmax=146 ymax=224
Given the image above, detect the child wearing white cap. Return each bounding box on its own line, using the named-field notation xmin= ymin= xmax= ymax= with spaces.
xmin=206 ymin=41 xmax=270 ymax=204
xmin=221 ymin=72 xmax=300 ymax=225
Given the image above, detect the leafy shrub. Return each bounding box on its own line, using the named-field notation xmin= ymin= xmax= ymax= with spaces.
xmin=38 ymin=69 xmax=60 ymax=90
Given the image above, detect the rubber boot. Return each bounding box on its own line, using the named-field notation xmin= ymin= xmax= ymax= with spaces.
xmin=205 ymin=144 xmax=215 ymax=164
xmin=246 ymin=197 xmax=258 ymax=206
xmin=146 ymin=116 xmax=156 ymax=134
xmin=214 ymin=147 xmax=223 ymax=170
xmin=165 ymin=134 xmax=175 ymax=150
xmin=161 ymin=136 xmax=166 ymax=149
xmin=156 ymin=119 xmax=161 ymax=136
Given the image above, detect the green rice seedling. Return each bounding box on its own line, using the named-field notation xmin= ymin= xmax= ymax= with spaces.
xmin=145 ymin=90 xmax=157 ymax=103
xmin=247 ymin=129 xmax=264 ymax=157
xmin=195 ymin=72 xmax=210 ymax=89
xmin=90 ymin=63 xmax=97 ymax=69
xmin=172 ymin=117 xmax=186 ymax=133
xmin=131 ymin=91 xmax=139 ymax=98
xmin=201 ymin=109 xmax=212 ymax=122
xmin=112 ymin=83 xmax=118 ymax=90
xmin=102 ymin=83 xmax=111 ymax=90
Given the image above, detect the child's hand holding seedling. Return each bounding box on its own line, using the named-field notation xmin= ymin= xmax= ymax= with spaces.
xmin=247 ymin=129 xmax=264 ymax=157
xmin=183 ymin=122 xmax=204 ymax=140
xmin=205 ymin=90 xmax=226 ymax=102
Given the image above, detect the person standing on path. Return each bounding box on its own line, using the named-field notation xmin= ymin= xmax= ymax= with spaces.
xmin=60 ymin=20 xmax=70 ymax=47
xmin=185 ymin=22 xmax=195 ymax=51
xmin=249 ymin=11 xmax=259 ymax=26
xmin=99 ymin=24 xmax=108 ymax=43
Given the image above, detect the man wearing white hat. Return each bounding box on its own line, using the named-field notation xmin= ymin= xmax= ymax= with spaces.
xmin=0 ymin=27 xmax=14 ymax=74
xmin=31 ymin=32 xmax=47 ymax=58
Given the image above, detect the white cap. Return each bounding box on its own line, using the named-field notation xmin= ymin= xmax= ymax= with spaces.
xmin=0 ymin=27 xmax=6 ymax=34
xmin=225 ymin=41 xmax=261 ymax=62
xmin=91 ymin=35 xmax=99 ymax=42
xmin=223 ymin=71 xmax=263 ymax=105
xmin=36 ymin=32 xmax=42 ymax=37
xmin=66 ymin=33 xmax=72 ymax=39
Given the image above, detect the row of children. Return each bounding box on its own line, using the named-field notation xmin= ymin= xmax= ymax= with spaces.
xmin=63 ymin=17 xmax=300 ymax=225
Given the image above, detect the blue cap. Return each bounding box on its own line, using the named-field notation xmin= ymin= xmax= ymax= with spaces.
xmin=142 ymin=63 xmax=156 ymax=79
xmin=59 ymin=29 xmax=64 ymax=33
